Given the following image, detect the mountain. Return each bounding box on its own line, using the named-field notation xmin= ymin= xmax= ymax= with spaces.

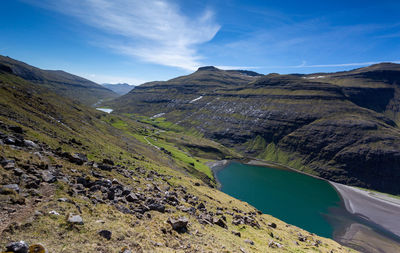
xmin=0 ymin=58 xmax=352 ymax=252
xmin=0 ymin=55 xmax=117 ymax=105
xmin=110 ymin=64 xmax=400 ymax=195
xmin=102 ymin=83 xmax=134 ymax=95
xmin=111 ymin=66 xmax=262 ymax=113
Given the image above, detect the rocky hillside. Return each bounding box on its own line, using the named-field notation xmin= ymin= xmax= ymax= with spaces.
xmin=0 ymin=60 xmax=353 ymax=252
xmin=0 ymin=55 xmax=117 ymax=106
xmin=110 ymin=64 xmax=400 ymax=195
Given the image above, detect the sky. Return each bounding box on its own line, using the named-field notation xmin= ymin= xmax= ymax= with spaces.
xmin=1 ymin=0 xmax=400 ymax=85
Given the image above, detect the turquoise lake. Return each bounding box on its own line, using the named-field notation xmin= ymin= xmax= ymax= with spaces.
xmin=216 ymin=162 xmax=342 ymax=238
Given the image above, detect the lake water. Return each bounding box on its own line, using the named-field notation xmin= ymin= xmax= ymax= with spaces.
xmin=96 ymin=108 xmax=113 ymax=113
xmin=216 ymin=161 xmax=400 ymax=252
xmin=216 ymin=161 xmax=342 ymax=238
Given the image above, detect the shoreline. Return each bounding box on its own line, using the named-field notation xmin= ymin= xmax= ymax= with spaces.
xmin=206 ymin=159 xmax=229 ymax=189
xmin=211 ymin=158 xmax=400 ymax=252
xmin=330 ymin=182 xmax=400 ymax=238
xmin=245 ymin=158 xmax=400 ymax=238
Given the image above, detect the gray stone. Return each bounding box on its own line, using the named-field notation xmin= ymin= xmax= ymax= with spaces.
xmin=13 ymin=167 xmax=24 ymax=176
xmin=67 ymin=213 xmax=84 ymax=225
xmin=49 ymin=210 xmax=60 ymax=216
xmin=244 ymin=239 xmax=254 ymax=245
xmin=168 ymin=216 xmax=189 ymax=232
xmin=23 ymin=140 xmax=38 ymax=149
xmin=2 ymin=159 xmax=15 ymax=170
xmin=125 ymin=193 xmax=138 ymax=202
xmin=68 ymin=153 xmax=88 ymax=165
xmin=3 ymin=184 xmax=20 ymax=193
xmin=41 ymin=171 xmax=57 ymax=183
xmin=6 ymin=241 xmax=29 ymax=253
xmin=4 ymin=137 xmax=16 ymax=145
xmin=268 ymin=240 xmax=283 ymax=248
xmin=213 ymin=217 xmax=227 ymax=229
xmin=148 ymin=202 xmax=165 ymax=213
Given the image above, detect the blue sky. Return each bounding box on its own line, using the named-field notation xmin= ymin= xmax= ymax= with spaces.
xmin=1 ymin=0 xmax=400 ymax=85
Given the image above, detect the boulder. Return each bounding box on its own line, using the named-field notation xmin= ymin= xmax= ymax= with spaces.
xmin=41 ymin=171 xmax=57 ymax=183
xmin=24 ymin=175 xmax=41 ymax=189
xmin=1 ymin=158 xmax=15 ymax=170
xmin=197 ymin=202 xmax=206 ymax=210
xmin=102 ymin=158 xmax=114 ymax=165
xmin=125 ymin=193 xmax=139 ymax=203
xmin=49 ymin=210 xmax=60 ymax=216
xmin=268 ymin=240 xmax=283 ymax=248
xmin=67 ymin=213 xmax=84 ymax=225
xmin=107 ymin=189 xmax=115 ymax=200
xmin=5 ymin=241 xmax=29 ymax=253
xmin=168 ymin=216 xmax=189 ymax=233
xmin=212 ymin=217 xmax=227 ymax=229
xmin=268 ymin=222 xmax=277 ymax=229
xmin=68 ymin=153 xmax=88 ymax=165
xmin=148 ymin=202 xmax=165 ymax=213
xmin=98 ymin=230 xmax=112 ymax=240
xmin=3 ymin=184 xmax=20 ymax=193
xmin=198 ymin=213 xmax=213 ymax=225
xmin=13 ymin=167 xmax=24 ymax=176
xmin=3 ymin=136 xmax=16 ymax=145
xmin=232 ymin=219 xmax=242 ymax=226
xmin=24 ymin=140 xmax=38 ymax=149
xmin=244 ymin=239 xmax=254 ymax=245
xmin=98 ymin=163 xmax=113 ymax=171
xmin=9 ymin=125 xmax=23 ymax=134
xmin=231 ymin=230 xmax=241 ymax=237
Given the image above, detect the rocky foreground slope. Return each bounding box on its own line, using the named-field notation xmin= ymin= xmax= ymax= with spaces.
xmin=0 ymin=60 xmax=354 ymax=252
xmin=111 ymin=64 xmax=400 ymax=195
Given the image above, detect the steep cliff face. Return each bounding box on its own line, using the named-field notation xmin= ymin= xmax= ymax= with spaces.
xmin=111 ymin=64 xmax=400 ymax=194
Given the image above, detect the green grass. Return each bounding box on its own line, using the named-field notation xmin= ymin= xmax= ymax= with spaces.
xmin=354 ymin=186 xmax=400 ymax=200
xmin=259 ymin=142 xmax=306 ymax=172
xmin=144 ymin=135 xmax=214 ymax=179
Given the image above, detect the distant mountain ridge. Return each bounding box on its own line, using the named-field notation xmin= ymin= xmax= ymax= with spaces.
xmin=110 ymin=64 xmax=400 ymax=195
xmin=102 ymin=83 xmax=134 ymax=95
xmin=0 ymin=55 xmax=117 ymax=105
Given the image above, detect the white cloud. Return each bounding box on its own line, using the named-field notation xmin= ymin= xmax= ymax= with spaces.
xmin=291 ymin=61 xmax=400 ymax=68
xmin=27 ymin=0 xmax=220 ymax=71
xmin=249 ymin=61 xmax=400 ymax=70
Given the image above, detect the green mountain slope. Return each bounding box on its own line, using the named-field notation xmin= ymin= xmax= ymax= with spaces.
xmin=0 ymin=60 xmax=353 ymax=252
xmin=110 ymin=65 xmax=400 ymax=195
xmin=0 ymin=55 xmax=117 ymax=106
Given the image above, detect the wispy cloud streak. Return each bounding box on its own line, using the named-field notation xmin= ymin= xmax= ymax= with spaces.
xmin=26 ymin=0 xmax=220 ymax=70
xmin=287 ymin=60 xmax=400 ymax=69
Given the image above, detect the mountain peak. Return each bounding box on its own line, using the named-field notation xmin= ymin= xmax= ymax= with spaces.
xmin=197 ymin=66 xmax=220 ymax=71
